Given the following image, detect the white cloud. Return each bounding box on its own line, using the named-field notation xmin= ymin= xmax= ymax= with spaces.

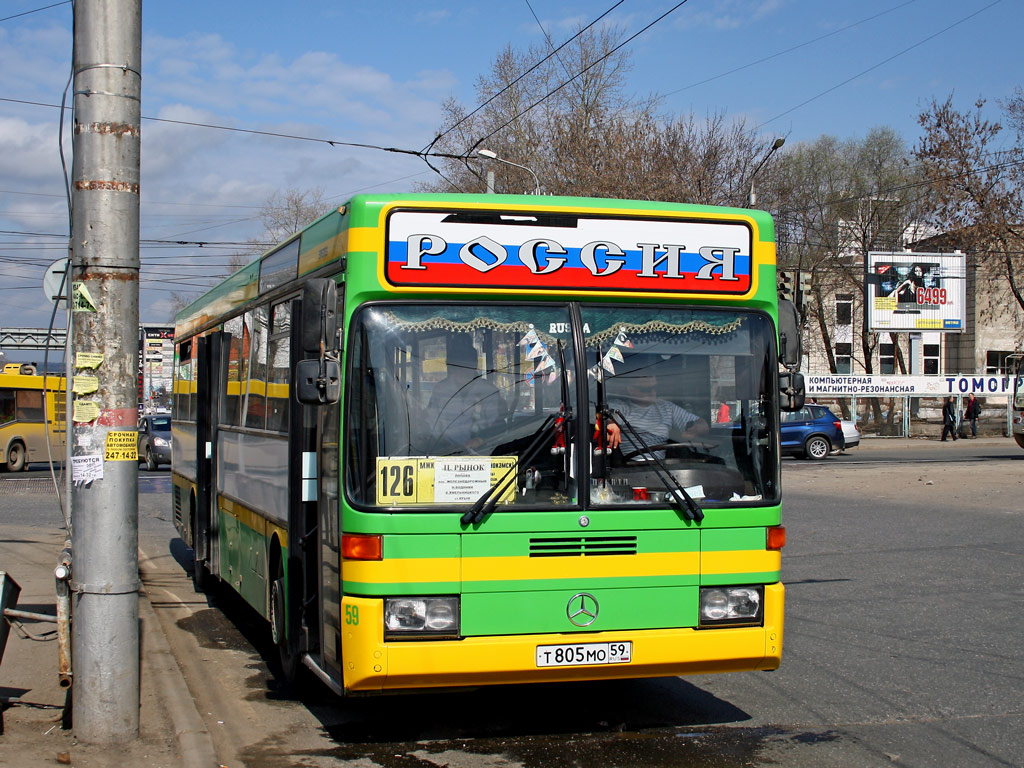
xmin=675 ymin=0 xmax=789 ymax=31
xmin=0 ymin=18 xmax=458 ymax=327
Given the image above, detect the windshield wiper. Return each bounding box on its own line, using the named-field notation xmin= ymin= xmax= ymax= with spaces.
xmin=461 ymin=412 xmax=559 ymax=525
xmin=609 ymin=408 xmax=704 ymax=522
xmin=463 ymin=341 xmax=575 ymax=527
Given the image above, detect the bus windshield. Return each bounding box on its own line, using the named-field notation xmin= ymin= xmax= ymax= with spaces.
xmin=347 ymin=302 xmax=776 ymax=510
xmin=584 ymin=306 xmax=776 ymax=507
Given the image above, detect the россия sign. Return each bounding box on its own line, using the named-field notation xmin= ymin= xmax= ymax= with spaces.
xmin=807 ymin=374 xmax=1023 ymax=397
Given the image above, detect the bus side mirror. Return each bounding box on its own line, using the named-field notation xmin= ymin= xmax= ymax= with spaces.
xmin=777 ymin=299 xmax=801 ymax=370
xmin=301 ymin=279 xmax=338 ymax=357
xmin=297 ymin=278 xmax=341 ymax=405
xmin=296 ymin=358 xmax=341 ymax=404
xmin=779 ymin=371 xmax=805 ymax=412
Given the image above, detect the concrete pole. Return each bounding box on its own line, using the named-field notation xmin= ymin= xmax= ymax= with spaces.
xmin=70 ymin=0 xmax=142 ymax=743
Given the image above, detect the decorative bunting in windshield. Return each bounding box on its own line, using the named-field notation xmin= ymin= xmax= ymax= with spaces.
xmin=519 ymin=325 xmax=559 ymax=385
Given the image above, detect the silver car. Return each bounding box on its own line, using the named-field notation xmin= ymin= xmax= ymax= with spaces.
xmin=138 ymin=414 xmax=172 ymax=470
xmin=834 ymin=419 xmax=860 ymax=453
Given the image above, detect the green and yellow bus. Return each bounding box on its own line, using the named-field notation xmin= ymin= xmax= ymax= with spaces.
xmin=1011 ymin=353 xmax=1024 ymax=449
xmin=0 ymin=366 xmax=66 ymax=472
xmin=171 ymin=193 xmax=803 ymax=694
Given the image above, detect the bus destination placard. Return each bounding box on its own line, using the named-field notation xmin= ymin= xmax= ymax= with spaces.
xmin=385 ymin=209 xmax=753 ymax=295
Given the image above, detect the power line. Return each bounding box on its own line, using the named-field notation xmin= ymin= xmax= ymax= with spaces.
xmin=469 ymin=0 xmax=693 ymax=154
xmin=0 ymin=1 xmax=69 ymax=24
xmin=660 ymin=0 xmax=919 ymax=99
xmin=423 ymin=0 xmax=627 ymax=155
xmin=0 ymin=228 xmax=271 ymax=248
xmin=755 ymin=0 xmax=1002 ymax=130
xmin=775 ymin=156 xmax=1024 ymax=217
xmin=0 ymin=96 xmax=472 ymax=161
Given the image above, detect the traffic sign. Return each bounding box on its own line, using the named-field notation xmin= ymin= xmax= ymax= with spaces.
xmin=42 ymin=259 xmax=70 ymax=305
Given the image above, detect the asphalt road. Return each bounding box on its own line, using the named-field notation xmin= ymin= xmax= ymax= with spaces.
xmin=4 ymin=438 xmax=1023 ymax=767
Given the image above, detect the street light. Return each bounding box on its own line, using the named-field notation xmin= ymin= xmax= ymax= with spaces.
xmin=477 ymin=148 xmax=541 ymax=195
xmin=748 ymin=137 xmax=785 ymax=207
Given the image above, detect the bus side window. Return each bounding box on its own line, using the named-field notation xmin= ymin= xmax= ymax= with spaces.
xmin=17 ymin=390 xmax=44 ymax=422
xmin=175 ymin=340 xmax=192 ymax=422
xmin=266 ymin=300 xmax=291 ymax=433
xmin=223 ymin=315 xmax=245 ymax=427
xmin=245 ymin=305 xmax=269 ymax=430
xmin=0 ymin=390 xmax=14 ymax=425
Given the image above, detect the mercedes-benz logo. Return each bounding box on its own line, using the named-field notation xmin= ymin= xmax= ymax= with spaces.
xmin=566 ymin=592 xmax=599 ymax=627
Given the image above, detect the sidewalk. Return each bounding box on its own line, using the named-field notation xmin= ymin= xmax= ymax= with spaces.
xmin=0 ymin=524 xmax=214 ymax=768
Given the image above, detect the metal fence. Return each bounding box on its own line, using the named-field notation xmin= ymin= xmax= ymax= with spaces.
xmin=808 ymin=394 xmax=1012 ymax=439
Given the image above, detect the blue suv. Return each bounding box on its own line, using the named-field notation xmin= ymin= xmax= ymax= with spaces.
xmin=781 ymin=404 xmax=844 ymax=460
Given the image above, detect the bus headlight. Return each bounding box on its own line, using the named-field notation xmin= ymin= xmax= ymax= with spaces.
xmin=699 ymin=586 xmax=763 ymax=626
xmin=384 ymin=597 xmax=460 ymax=638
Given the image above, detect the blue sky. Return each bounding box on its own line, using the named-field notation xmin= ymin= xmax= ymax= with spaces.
xmin=1 ymin=0 xmax=1021 ymax=336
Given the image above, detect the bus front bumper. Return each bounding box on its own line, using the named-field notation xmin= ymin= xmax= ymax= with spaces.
xmin=340 ymin=583 xmax=783 ymax=693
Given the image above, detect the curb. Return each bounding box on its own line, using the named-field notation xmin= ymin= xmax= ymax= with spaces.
xmin=137 ymin=553 xmax=219 ymax=768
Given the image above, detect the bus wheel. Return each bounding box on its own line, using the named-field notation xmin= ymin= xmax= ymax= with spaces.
xmin=270 ymin=569 xmax=300 ymax=685
xmin=191 ymin=554 xmax=209 ymax=592
xmin=6 ymin=441 xmax=26 ymax=472
xmin=190 ymin=506 xmax=209 ymax=592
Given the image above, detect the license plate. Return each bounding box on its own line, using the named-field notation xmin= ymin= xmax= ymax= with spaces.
xmin=536 ymin=641 xmax=632 ymax=667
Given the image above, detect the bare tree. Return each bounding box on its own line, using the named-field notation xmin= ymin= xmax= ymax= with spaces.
xmin=227 ymin=187 xmax=333 ymax=275
xmin=420 ymin=26 xmax=772 ymax=203
xmin=255 ymin=187 xmax=332 ymax=250
xmin=773 ymin=129 xmax=922 ymax=421
xmin=163 ymin=187 xmax=333 ymax=320
xmin=914 ymin=95 xmax=1024 ymax=313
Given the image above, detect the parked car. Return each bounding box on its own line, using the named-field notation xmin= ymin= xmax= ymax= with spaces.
xmin=138 ymin=414 xmax=171 ymax=470
xmin=837 ymin=419 xmax=860 ymax=452
xmin=780 ymin=404 xmax=844 ymax=460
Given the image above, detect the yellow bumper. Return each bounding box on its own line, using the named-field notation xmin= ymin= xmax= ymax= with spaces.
xmin=341 ymin=583 xmax=784 ymax=692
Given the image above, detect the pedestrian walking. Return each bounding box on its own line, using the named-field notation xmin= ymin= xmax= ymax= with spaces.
xmin=940 ymin=396 xmax=958 ymax=441
xmin=964 ymin=393 xmax=981 ymax=438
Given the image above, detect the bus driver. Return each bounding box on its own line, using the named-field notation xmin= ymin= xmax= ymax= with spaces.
xmin=602 ymin=357 xmax=709 ymax=460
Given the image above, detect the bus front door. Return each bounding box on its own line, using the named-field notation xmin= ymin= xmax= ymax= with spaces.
xmin=194 ymin=332 xmax=224 ymax=584
xmin=317 ymin=399 xmax=342 ymax=680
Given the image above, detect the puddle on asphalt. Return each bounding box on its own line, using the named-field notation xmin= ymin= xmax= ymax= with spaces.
xmin=235 ymin=724 xmax=818 ymax=768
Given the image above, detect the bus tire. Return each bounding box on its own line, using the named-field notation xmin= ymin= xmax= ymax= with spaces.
xmin=190 ymin=503 xmax=209 ymax=593
xmin=6 ymin=441 xmax=27 ymax=472
xmin=270 ymin=570 xmax=300 ymax=686
xmin=191 ymin=554 xmax=209 ymax=592
xmin=803 ymin=435 xmax=830 ymax=460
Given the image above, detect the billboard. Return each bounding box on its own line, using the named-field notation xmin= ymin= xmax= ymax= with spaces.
xmin=806 ymin=373 xmax=1022 ymax=397
xmin=138 ymin=325 xmax=174 ymax=411
xmin=866 ymin=252 xmax=966 ymax=332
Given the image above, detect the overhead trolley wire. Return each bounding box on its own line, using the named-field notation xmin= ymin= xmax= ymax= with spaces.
xmin=755 ymin=0 xmax=1002 ymax=131
xmin=0 ymin=1 xmax=69 ymax=24
xmin=661 ymin=0 xmax=919 ymax=98
xmin=467 ymin=0 xmax=693 ymax=155
xmin=422 ymin=0 xmax=628 ymax=156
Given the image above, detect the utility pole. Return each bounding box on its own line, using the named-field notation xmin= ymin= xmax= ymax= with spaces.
xmin=70 ymin=0 xmax=142 ymax=743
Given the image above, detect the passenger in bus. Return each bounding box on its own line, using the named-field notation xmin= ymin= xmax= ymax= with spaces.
xmin=427 ymin=336 xmax=506 ymax=454
xmin=602 ymin=356 xmax=709 ymax=460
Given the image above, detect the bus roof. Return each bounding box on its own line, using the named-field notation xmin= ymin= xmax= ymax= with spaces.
xmin=175 ymin=193 xmax=777 ymax=337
